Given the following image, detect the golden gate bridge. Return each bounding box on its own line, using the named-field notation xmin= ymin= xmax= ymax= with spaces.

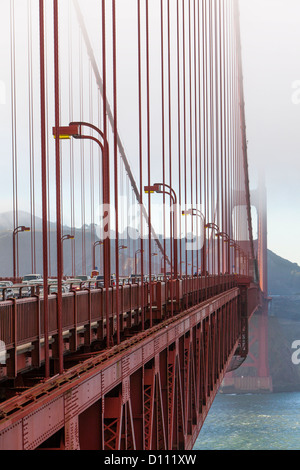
xmin=0 ymin=0 xmax=270 ymax=450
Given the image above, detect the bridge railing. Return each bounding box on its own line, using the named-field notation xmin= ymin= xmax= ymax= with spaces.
xmin=0 ymin=274 xmax=256 ymax=378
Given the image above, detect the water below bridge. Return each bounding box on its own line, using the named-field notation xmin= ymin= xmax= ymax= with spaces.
xmin=194 ymin=391 xmax=300 ymax=450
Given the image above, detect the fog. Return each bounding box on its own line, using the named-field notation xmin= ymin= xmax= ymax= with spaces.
xmin=0 ymin=0 xmax=299 ymax=265
xmin=239 ymin=0 xmax=300 ymax=264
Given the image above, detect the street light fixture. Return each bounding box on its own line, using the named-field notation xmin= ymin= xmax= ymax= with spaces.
xmin=135 ymin=249 xmax=144 ymax=276
xmin=93 ymin=240 xmax=104 ymax=271
xmin=160 ymin=254 xmax=170 ymax=276
xmin=61 ymin=234 xmax=75 ymax=277
xmin=118 ymin=245 xmax=127 ymax=278
xmin=205 ymin=222 xmax=220 ymax=276
xmin=229 ymin=239 xmax=242 ymax=275
xmin=118 ymin=244 xmax=127 ymax=251
xmin=61 ymin=234 xmax=75 ymax=241
xmin=53 ymin=121 xmax=111 ymax=285
xmin=145 ymin=183 xmax=178 ymax=278
xmin=151 ymin=252 xmax=158 ymax=276
xmin=227 ymin=239 xmax=237 ymax=274
xmin=53 ymin=121 xmax=112 ymax=349
xmin=182 ymin=208 xmax=205 ymax=275
xmin=216 ymin=231 xmax=231 ymax=274
xmin=13 ymin=226 xmax=31 ymax=281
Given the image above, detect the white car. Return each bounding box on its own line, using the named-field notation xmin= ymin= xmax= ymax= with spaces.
xmin=0 ymin=280 xmax=13 ymax=287
xmin=22 ymin=274 xmax=43 ymax=285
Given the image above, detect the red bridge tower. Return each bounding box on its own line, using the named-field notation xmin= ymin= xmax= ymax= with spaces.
xmin=222 ymin=177 xmax=273 ymax=393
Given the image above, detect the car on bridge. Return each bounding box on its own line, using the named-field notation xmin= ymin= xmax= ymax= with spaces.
xmin=95 ymin=275 xmax=104 ymax=287
xmin=0 ymin=282 xmax=15 ymax=301
xmin=93 ymin=275 xmax=119 ymax=288
xmin=0 ymin=280 xmax=13 ymax=287
xmin=74 ymin=275 xmax=90 ymax=281
xmin=43 ymin=284 xmax=69 ymax=295
xmin=22 ymin=274 xmax=43 ymax=285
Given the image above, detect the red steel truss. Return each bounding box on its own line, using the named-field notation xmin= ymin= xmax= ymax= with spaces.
xmin=0 ymin=280 xmax=257 ymax=450
xmin=0 ymin=0 xmax=261 ymax=451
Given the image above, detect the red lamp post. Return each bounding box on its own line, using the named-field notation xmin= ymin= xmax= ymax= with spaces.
xmin=53 ymin=122 xmax=112 ymax=348
xmin=93 ymin=240 xmax=104 ymax=272
xmin=181 ymin=208 xmax=205 ymax=275
xmin=205 ymin=222 xmax=220 ymax=276
xmin=13 ymin=226 xmax=30 ymax=281
xmin=61 ymin=234 xmax=74 ymax=277
xmin=144 ymin=183 xmax=178 ymax=279
xmin=216 ymin=231 xmax=230 ymax=274
xmin=135 ymin=249 xmax=144 ymax=276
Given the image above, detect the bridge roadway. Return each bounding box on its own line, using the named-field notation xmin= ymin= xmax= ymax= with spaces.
xmin=0 ymin=275 xmax=260 ymax=450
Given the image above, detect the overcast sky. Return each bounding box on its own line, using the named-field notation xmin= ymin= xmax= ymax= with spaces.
xmin=0 ymin=0 xmax=299 ymax=266
xmin=239 ymin=0 xmax=300 ymax=265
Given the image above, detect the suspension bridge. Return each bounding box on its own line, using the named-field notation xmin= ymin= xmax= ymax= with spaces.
xmin=0 ymin=0 xmax=270 ymax=450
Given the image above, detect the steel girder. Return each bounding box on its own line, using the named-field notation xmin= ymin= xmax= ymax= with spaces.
xmin=0 ymin=288 xmax=242 ymax=450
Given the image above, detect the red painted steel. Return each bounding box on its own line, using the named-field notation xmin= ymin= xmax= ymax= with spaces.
xmin=0 ymin=0 xmax=262 ymax=451
xmin=0 ymin=275 xmax=241 ymax=378
xmin=0 ymin=284 xmax=255 ymax=450
xmin=223 ymin=182 xmax=272 ymax=392
xmin=53 ymin=0 xmax=63 ymax=376
xmin=39 ymin=0 xmax=50 ymax=380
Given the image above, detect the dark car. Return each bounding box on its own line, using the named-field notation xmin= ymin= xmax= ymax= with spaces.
xmin=94 ymin=275 xmax=116 ymax=287
xmin=95 ymin=275 xmax=104 ymax=287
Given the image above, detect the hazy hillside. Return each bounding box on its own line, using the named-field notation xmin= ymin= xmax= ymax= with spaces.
xmin=0 ymin=210 xmax=299 ymax=290
xmin=268 ymin=250 xmax=300 ymax=295
xmin=0 ymin=211 xmax=57 ymax=232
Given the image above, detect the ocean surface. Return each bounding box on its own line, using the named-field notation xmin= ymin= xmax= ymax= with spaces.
xmin=193 ymin=392 xmax=300 ymax=450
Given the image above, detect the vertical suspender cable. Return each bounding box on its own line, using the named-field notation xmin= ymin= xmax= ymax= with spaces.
xmin=28 ymin=0 xmax=36 ymax=274
xmin=145 ymin=0 xmax=153 ymax=327
xmin=102 ymin=0 xmax=111 ymax=348
xmin=188 ymin=0 xmax=193 ymax=277
xmin=202 ymin=0 xmax=208 ymax=281
xmin=176 ymin=0 xmax=182 ymax=279
xmin=90 ymin=64 xmax=95 ymax=273
xmin=112 ymin=0 xmax=120 ymax=345
xmin=53 ymin=0 xmax=63 ymax=374
xmin=194 ymin=0 xmax=199 ymax=284
xmin=198 ymin=0 xmax=203 ymax=288
xmin=10 ymin=0 xmax=19 ymax=279
xmin=79 ymin=34 xmax=86 ymax=275
xmin=223 ymin=1 xmax=229 ymax=270
xmin=182 ymin=0 xmax=188 ymax=303
xmin=44 ymin=7 xmax=52 ymax=278
xmin=167 ymin=0 xmax=174 ymax=315
xmin=219 ymin=0 xmax=225 ymax=273
xmin=39 ymin=0 xmax=49 ymax=379
xmin=209 ymin=0 xmax=214 ymax=274
xmin=197 ymin=0 xmax=203 ymax=281
xmin=137 ymin=0 xmax=145 ymax=331
xmin=68 ymin=1 xmax=75 ymax=277
xmin=160 ymin=0 xmax=166 ymax=282
xmin=98 ymin=91 xmax=103 ymax=274
xmin=216 ymin=0 xmax=221 ymax=276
